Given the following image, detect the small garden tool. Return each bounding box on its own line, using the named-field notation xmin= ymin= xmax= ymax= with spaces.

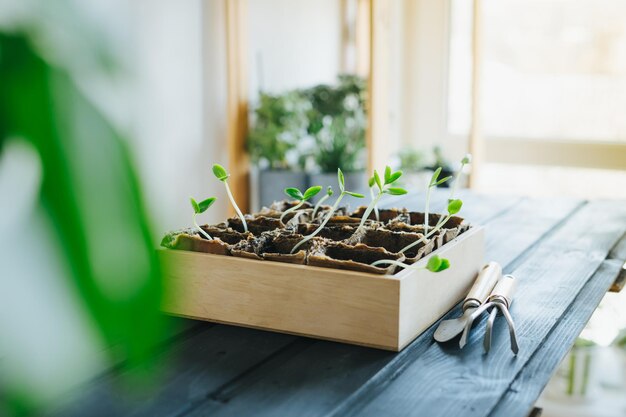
xmin=434 ymin=261 xmax=502 ymax=342
xmin=459 ymin=274 xmax=519 ymax=354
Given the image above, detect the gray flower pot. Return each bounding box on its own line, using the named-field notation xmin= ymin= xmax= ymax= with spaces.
xmin=308 ymin=171 xmax=368 ymax=212
xmin=256 ymin=169 xmax=308 ymax=209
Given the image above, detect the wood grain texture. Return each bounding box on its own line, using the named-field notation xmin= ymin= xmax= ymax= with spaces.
xmin=225 ymin=0 xmax=250 ymax=212
xmin=46 ymin=325 xmax=296 ymax=417
xmin=339 ymin=201 xmax=626 ymax=417
xmin=608 ymin=232 xmax=626 ymax=292
xmin=488 ymin=260 xmax=623 ymax=417
xmin=180 ymin=196 xmax=578 ymax=417
xmin=160 ymin=227 xmax=484 ymax=351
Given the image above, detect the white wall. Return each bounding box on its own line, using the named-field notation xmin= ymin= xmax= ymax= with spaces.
xmin=129 ymin=0 xmax=228 ymax=234
xmin=128 ymin=0 xmax=343 ymax=235
xmin=247 ymin=0 xmax=343 ymax=98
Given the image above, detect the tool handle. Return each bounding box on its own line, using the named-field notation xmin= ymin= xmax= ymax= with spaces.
xmin=464 ymin=261 xmax=502 ymax=308
xmin=488 ymin=274 xmax=516 ymax=307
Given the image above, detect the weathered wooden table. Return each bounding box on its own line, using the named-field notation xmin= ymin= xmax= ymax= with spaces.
xmin=51 ymin=191 xmax=626 ymax=417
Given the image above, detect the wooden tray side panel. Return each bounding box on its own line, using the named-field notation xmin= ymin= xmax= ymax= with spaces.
xmin=398 ymin=227 xmax=485 ymax=349
xmin=159 ymin=251 xmax=401 ymax=350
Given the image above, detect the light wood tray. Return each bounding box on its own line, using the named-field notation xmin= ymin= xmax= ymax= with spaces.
xmin=159 ymin=226 xmax=485 ymax=351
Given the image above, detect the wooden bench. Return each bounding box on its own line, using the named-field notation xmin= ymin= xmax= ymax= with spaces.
xmin=48 ymin=190 xmax=626 ymax=417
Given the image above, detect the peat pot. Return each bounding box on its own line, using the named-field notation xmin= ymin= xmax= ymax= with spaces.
xmin=159 ymin=225 xmax=484 ymax=351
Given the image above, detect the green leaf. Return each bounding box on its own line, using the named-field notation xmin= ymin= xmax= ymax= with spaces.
xmin=373 ymin=170 xmax=383 ymax=191
xmin=198 ymin=197 xmax=217 ymax=213
xmin=303 ymin=185 xmax=322 ymax=200
xmin=285 ymin=187 xmax=303 ymax=200
xmin=384 ymin=165 xmax=392 ymax=184
xmin=326 ymin=186 xmax=334 ymax=196
xmin=368 ymin=176 xmax=375 ymax=188
xmin=437 ymin=258 xmax=450 ymax=271
xmin=345 ymin=191 xmax=365 ymax=198
xmin=387 ymin=171 xmax=402 ymax=184
xmin=435 ymin=175 xmax=452 ymax=186
xmin=447 ymin=199 xmax=463 ymax=215
xmin=461 ymin=154 xmax=472 ymax=165
xmin=212 ymin=164 xmax=229 ymax=182
xmin=190 ymin=197 xmax=200 ymax=214
xmin=386 ymin=187 xmax=408 ymax=196
xmin=429 ymin=167 xmax=442 ymax=187
xmin=0 ymin=33 xmax=164 ymax=391
xmin=337 ymin=168 xmax=345 ymax=192
xmin=426 ymin=255 xmax=443 ymax=272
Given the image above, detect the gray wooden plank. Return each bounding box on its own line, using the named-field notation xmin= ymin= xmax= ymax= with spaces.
xmin=180 ymin=197 xmax=580 ymax=417
xmin=337 ymin=200 xmax=626 ymax=417
xmin=489 ymin=259 xmax=623 ymax=417
xmin=608 ymin=231 xmax=626 ymax=260
xmin=47 ymin=326 xmax=296 ymax=417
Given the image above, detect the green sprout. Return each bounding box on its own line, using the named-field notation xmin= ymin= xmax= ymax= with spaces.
xmin=280 ymin=185 xmax=322 ymax=223
xmin=212 ymin=163 xmax=248 ymax=233
xmin=368 ymin=254 xmax=451 ymax=274
xmin=355 ymin=166 xmax=406 ymax=234
xmin=311 ymin=186 xmax=334 ymax=219
xmin=190 ymin=197 xmax=216 ymax=240
xmin=372 ymin=155 xmax=471 ymax=271
xmin=291 ymin=168 xmax=364 ymax=254
xmin=424 ymin=167 xmax=452 ymax=234
xmin=448 ymin=153 xmax=472 ymax=203
xmin=368 ymin=175 xmax=380 ymax=222
xmin=370 ymin=198 xmax=463 ymax=269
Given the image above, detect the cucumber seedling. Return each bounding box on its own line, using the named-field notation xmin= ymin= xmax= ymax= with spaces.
xmin=370 ymin=254 xmax=451 ymax=274
xmin=368 ymin=175 xmax=380 ymax=222
xmin=423 ymin=167 xmax=452 ymax=234
xmin=354 ymin=166 xmax=407 ymax=235
xmin=370 ymin=198 xmax=462 ymax=269
xmin=212 ymin=163 xmax=248 ymax=233
xmin=190 ymin=197 xmax=217 ymax=240
xmin=291 ymin=168 xmax=364 ymax=254
xmin=311 ymin=186 xmax=334 ymax=219
xmin=280 ymin=185 xmax=322 ymax=223
xmin=448 ymin=154 xmax=472 ymax=203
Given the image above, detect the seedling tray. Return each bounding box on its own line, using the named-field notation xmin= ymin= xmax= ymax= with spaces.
xmin=159 ymin=225 xmax=484 ymax=351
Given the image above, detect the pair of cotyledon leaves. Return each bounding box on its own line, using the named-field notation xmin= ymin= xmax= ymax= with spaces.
xmin=191 ymin=163 xmax=229 ymax=214
xmin=368 ymin=165 xmax=407 ymax=196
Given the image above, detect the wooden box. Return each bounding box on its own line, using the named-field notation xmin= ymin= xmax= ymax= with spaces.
xmin=159 ymin=226 xmax=485 ymax=351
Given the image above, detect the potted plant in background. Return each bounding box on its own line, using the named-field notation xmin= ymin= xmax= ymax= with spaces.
xmin=304 ymin=75 xmax=368 ymax=208
xmin=395 ymin=146 xmax=431 ymax=190
xmin=247 ymin=91 xmax=310 ymax=209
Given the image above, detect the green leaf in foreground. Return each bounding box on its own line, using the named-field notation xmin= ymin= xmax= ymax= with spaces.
xmin=212 ymin=163 xmax=229 ymax=182
xmin=303 ymin=185 xmax=322 ymax=200
xmin=426 ymin=255 xmax=450 ymax=272
xmin=338 ymin=168 xmax=345 ymax=192
xmin=373 ymin=170 xmax=383 ymax=191
xmin=346 ymin=191 xmax=365 ymax=198
xmin=197 ymin=197 xmax=216 ymax=213
xmin=387 ymin=171 xmax=402 ymax=184
xmin=448 ymin=199 xmax=463 ymax=215
xmin=285 ymin=187 xmax=303 ymax=200
xmin=386 ymin=187 xmax=407 ymax=196
xmin=384 ymin=165 xmax=392 ymax=183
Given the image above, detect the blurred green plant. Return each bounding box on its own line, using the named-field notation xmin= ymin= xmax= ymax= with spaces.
xmin=397 ymin=147 xmax=426 ymax=172
xmin=0 ymin=33 xmax=164 ymax=414
xmin=247 ymin=91 xmax=309 ymax=170
xmin=247 ymin=75 xmax=367 ymax=173
xmin=312 ymin=116 xmax=365 ymax=173
xmin=303 ymin=75 xmax=367 ymax=173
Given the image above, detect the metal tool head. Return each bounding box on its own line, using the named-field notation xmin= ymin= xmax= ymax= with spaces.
xmin=434 ymin=308 xmax=475 ymax=342
xmin=459 ymin=274 xmax=520 ymax=354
